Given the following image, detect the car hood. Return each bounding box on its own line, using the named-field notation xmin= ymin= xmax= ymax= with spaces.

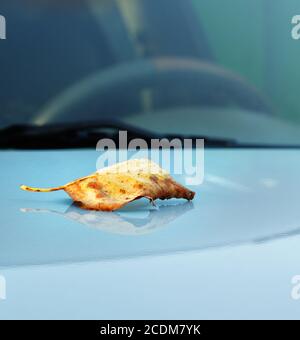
xmin=1 ymin=148 xmax=300 ymax=267
xmin=1 ymin=148 xmax=300 ymax=320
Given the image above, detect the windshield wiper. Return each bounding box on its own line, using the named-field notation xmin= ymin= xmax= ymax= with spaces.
xmin=2 ymin=120 xmax=299 ymax=149
xmin=0 ymin=120 xmax=237 ymax=149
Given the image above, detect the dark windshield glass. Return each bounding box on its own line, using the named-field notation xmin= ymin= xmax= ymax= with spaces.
xmin=1 ymin=0 xmax=300 ymax=145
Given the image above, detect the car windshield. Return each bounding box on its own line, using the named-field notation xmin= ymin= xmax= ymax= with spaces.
xmin=1 ymin=0 xmax=300 ymax=145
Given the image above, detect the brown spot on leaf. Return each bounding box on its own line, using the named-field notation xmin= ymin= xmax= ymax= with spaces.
xmin=87 ymin=181 xmax=101 ymax=190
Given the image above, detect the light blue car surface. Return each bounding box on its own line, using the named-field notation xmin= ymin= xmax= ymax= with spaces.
xmin=0 ymin=149 xmax=300 ymax=319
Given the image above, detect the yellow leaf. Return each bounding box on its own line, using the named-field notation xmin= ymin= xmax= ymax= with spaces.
xmin=20 ymin=159 xmax=195 ymax=211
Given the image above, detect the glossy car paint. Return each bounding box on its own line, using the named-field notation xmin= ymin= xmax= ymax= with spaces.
xmin=0 ymin=149 xmax=300 ymax=319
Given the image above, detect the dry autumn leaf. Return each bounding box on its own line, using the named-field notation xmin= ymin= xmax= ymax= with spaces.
xmin=20 ymin=159 xmax=195 ymax=211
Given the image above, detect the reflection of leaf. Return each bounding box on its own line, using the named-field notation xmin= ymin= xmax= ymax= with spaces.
xmin=21 ymin=200 xmax=194 ymax=236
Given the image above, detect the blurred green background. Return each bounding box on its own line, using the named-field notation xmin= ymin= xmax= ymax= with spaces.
xmin=193 ymin=0 xmax=300 ymax=122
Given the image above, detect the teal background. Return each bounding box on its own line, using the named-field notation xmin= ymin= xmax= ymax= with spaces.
xmin=193 ymin=0 xmax=300 ymax=122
